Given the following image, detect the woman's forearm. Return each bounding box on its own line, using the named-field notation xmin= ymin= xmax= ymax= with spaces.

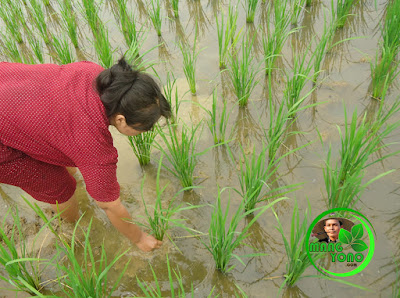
xmin=95 ymin=198 xmax=162 ymax=251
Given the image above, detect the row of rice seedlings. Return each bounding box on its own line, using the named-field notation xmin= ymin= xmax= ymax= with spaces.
xmin=51 ymin=33 xmax=76 ymax=64
xmin=332 ymin=0 xmax=359 ymax=29
xmin=370 ymin=46 xmax=400 ymax=100
xmin=0 ymin=207 xmax=45 ymax=295
xmin=27 ymin=0 xmax=50 ymax=44
xmin=290 ymin=0 xmax=306 ymax=26
xmin=136 ymin=155 xmax=200 ymax=241
xmin=179 ymin=25 xmax=201 ymax=95
xmin=57 ymin=0 xmax=79 ymax=48
xmin=54 ymin=216 xmax=130 ymax=297
xmin=114 ymin=0 xmax=140 ymax=47
xmin=274 ymin=201 xmax=325 ymax=288
xmin=204 ymin=89 xmax=234 ymax=145
xmin=216 ymin=5 xmax=241 ymax=69
xmin=233 ymin=142 xmax=301 ymax=212
xmin=128 ymin=128 xmax=158 ymax=166
xmin=200 ymin=186 xmax=286 ymax=273
xmin=284 ymin=46 xmax=316 ymax=118
xmin=263 ymin=0 xmax=295 ymax=76
xmin=148 ymin=0 xmax=162 ymax=36
xmin=0 ymin=0 xmax=24 ymax=44
xmin=155 ymin=121 xmax=202 ymax=188
xmin=171 ymin=0 xmax=179 ymax=18
xmin=229 ymin=34 xmax=263 ymax=107
xmin=382 ymin=0 xmax=400 ymax=56
xmin=245 ymin=0 xmax=259 ymax=23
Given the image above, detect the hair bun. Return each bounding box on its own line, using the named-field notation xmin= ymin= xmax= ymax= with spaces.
xmin=96 ymin=68 xmax=114 ymax=96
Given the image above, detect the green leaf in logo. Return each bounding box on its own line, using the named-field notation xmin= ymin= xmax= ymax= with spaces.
xmin=338 ymin=229 xmax=352 ymax=244
xmin=351 ymin=224 xmax=363 ymax=240
xmin=351 ymin=239 xmax=368 ymax=252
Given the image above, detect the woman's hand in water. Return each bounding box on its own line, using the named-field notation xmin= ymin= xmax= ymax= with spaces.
xmin=135 ymin=231 xmax=163 ymax=252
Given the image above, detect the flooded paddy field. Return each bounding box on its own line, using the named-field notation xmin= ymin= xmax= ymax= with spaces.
xmin=1 ymin=0 xmax=400 ymax=296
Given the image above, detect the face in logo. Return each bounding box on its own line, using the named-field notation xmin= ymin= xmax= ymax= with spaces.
xmin=324 ymin=218 xmax=342 ymax=242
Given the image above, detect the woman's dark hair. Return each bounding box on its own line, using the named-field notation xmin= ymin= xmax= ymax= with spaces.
xmin=95 ymin=57 xmax=171 ymax=131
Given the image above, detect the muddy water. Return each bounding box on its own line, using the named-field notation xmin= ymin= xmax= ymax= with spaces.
xmin=1 ymin=0 xmax=400 ymax=297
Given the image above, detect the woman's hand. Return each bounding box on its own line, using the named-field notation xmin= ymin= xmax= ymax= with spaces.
xmin=135 ymin=232 xmax=163 ymax=252
xmin=96 ymin=198 xmax=162 ymax=252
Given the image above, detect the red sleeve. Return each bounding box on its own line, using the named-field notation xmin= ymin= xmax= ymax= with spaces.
xmin=79 ymin=163 xmax=120 ymax=202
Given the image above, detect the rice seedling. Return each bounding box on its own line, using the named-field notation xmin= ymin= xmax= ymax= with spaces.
xmin=155 ymin=120 xmax=203 ymax=188
xmin=245 ymin=0 xmax=259 ymax=23
xmin=228 ymin=34 xmax=263 ymax=107
xmin=80 ymin=0 xmax=101 ymax=33
xmin=136 ymin=155 xmax=200 ymax=241
xmin=171 ymin=0 xmax=179 ymax=18
xmin=0 ymin=33 xmax=23 ymax=63
xmin=148 ymin=0 xmax=162 ymax=36
xmin=51 ymin=34 xmax=75 ymax=64
xmin=312 ymin=13 xmax=336 ymax=82
xmin=264 ymin=74 xmax=317 ymax=162
xmin=201 ymin=186 xmax=286 ymax=273
xmin=216 ymin=5 xmax=241 ymax=69
xmin=57 ymin=0 xmax=79 ymax=48
xmin=337 ymin=106 xmax=400 ymax=183
xmin=284 ymin=45 xmax=318 ymax=118
xmin=161 ymin=71 xmax=181 ymax=121
xmin=393 ymin=259 xmax=400 ymax=298
xmin=306 ymin=0 xmax=312 ymax=6
xmin=382 ymin=0 xmax=400 ymax=56
xmin=233 ymin=142 xmax=302 ymax=212
xmin=323 ymin=104 xmax=400 ymax=211
xmin=93 ymin=24 xmax=115 ymax=68
xmin=203 ymin=89 xmax=234 ymax=145
xmin=290 ymin=0 xmax=307 ymax=26
xmin=274 ymin=201 xmax=325 ymax=288
xmin=263 ymin=1 xmax=296 ymax=76
xmin=178 ymin=25 xmax=202 ymax=95
xmin=54 ymin=216 xmax=130 ymax=297
xmin=125 ymin=33 xmax=160 ymax=71
xmin=0 ymin=206 xmax=54 ymax=295
xmin=27 ymin=0 xmax=50 ymax=44
xmin=27 ymin=31 xmax=45 ymax=63
xmin=333 ymin=0 xmax=359 ymax=29
xmin=323 ymin=145 xmax=393 ymax=212
xmin=128 ymin=128 xmax=158 ymax=166
xmin=370 ymin=45 xmax=400 ymax=100
xmin=0 ymin=2 xmax=24 ymax=44
xmin=114 ymin=0 xmax=140 ymax=47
